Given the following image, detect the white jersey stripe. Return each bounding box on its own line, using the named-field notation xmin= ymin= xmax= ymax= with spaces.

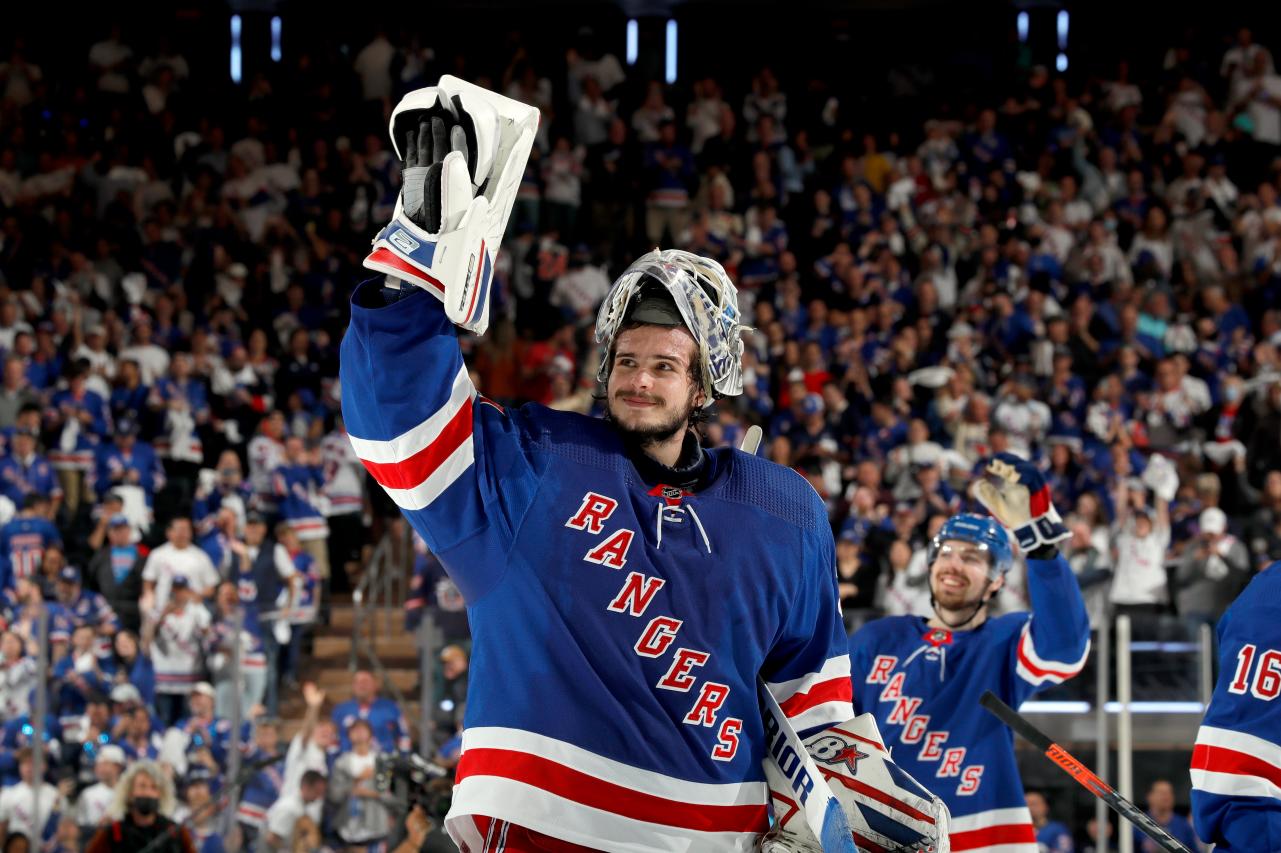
xmin=347 ymin=364 xmax=474 ymax=463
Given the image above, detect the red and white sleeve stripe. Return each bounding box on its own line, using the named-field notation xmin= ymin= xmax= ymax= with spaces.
xmin=765 ymin=655 xmax=854 ymax=733
xmin=1191 ymin=725 xmax=1281 ymax=803
xmin=948 ymin=806 xmax=1038 ymax=852
xmin=1014 ymin=621 xmax=1090 ymax=687
xmin=347 ymin=364 xmax=476 ymax=512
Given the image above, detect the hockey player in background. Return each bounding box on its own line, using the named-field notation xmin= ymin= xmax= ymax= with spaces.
xmin=1189 ymin=559 xmax=1281 ymax=851
xmin=850 ymin=455 xmax=1090 ymax=852
xmin=340 ymin=80 xmax=943 ymax=852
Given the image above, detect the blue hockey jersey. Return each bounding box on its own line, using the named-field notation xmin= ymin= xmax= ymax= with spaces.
xmin=0 ymin=515 xmax=62 ymax=590
xmin=849 ymin=555 xmax=1089 ymax=853
xmin=1190 ymin=562 xmax=1281 ymax=851
xmin=340 ymin=280 xmax=852 ymax=852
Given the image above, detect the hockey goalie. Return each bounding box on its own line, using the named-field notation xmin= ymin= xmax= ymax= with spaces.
xmin=339 ymin=77 xmax=947 ymax=852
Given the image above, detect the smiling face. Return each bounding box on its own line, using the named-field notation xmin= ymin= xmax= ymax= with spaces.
xmin=929 ymin=539 xmax=1001 ymax=611
xmin=606 ymin=324 xmax=705 ymax=445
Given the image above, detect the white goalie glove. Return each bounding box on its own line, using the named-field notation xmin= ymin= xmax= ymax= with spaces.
xmin=761 ymin=711 xmax=950 ymax=853
xmin=364 ymin=75 xmax=538 ymax=335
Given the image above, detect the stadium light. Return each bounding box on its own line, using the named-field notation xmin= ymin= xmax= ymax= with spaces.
xmin=1017 ymin=11 xmax=1028 ymax=44
xmin=665 ymin=19 xmax=677 ymax=84
xmin=271 ymin=16 xmax=282 ymax=63
xmin=1057 ymin=52 xmax=1068 ymax=72
xmin=230 ymin=15 xmax=242 ymax=84
xmin=1057 ymin=10 xmax=1069 ymax=49
xmin=626 ymin=20 xmax=638 ymax=66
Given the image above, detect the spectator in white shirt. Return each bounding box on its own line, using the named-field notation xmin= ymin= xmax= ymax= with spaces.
xmin=0 ymin=631 xmax=36 ymax=721
xmin=142 ymin=516 xmax=219 ymax=611
xmin=992 ymin=374 xmax=1052 ymax=459
xmin=264 ymin=770 xmax=327 ymax=851
xmin=75 ymin=744 xmax=126 ymax=834
xmin=282 ymin=683 xmax=336 ymax=798
xmin=0 ymin=747 xmax=64 ymax=847
xmin=1109 ymin=479 xmax=1172 ymax=623
xmin=146 ymin=579 xmax=211 ymax=727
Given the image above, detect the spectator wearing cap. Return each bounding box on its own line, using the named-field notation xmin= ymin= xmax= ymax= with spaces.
xmin=0 ymin=746 xmax=65 ymax=849
xmin=175 ymin=769 xmax=224 ymax=853
xmin=91 ymin=416 xmax=165 ymax=511
xmin=159 ymin=682 xmax=238 ymax=779
xmin=331 ymin=670 xmax=410 ymax=755
xmin=271 ymin=436 xmax=329 ymax=584
xmin=0 ymin=358 xmax=40 ymax=432
xmin=89 ymin=515 xmax=145 ymax=633
xmin=109 ymin=633 xmax=155 ymax=712
xmin=0 ymin=631 xmax=36 ymax=722
xmin=1174 ymin=507 xmax=1251 ymax=631
xmin=51 ymin=624 xmax=112 ymax=745
xmin=75 ymin=743 xmax=126 ymax=835
xmin=146 ymin=576 xmax=211 ymax=727
xmin=0 ymin=493 xmax=60 ymax=592
xmin=141 ymin=517 xmax=218 ymax=612
xmin=0 ymin=427 xmax=61 ymax=511
xmin=53 ymin=564 xmax=118 ymax=641
xmin=45 ymin=360 xmax=112 ymax=514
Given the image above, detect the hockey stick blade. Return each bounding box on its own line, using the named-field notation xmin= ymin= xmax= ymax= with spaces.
xmin=739 ymin=424 xmax=763 ymax=456
xmin=979 ymin=692 xmax=1192 ymax=853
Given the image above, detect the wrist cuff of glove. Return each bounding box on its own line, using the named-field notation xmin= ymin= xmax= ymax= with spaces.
xmin=1027 ymin=544 xmax=1059 ymax=560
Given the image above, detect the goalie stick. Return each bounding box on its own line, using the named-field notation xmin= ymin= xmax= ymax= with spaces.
xmin=742 ymin=422 xmax=858 ymax=851
xmin=978 ymin=692 xmax=1193 ymax=853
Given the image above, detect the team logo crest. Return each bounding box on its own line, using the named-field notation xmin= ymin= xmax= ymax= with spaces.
xmin=648 ymin=483 xmax=691 ymax=507
xmin=922 ymin=628 xmax=953 ymax=648
xmin=809 ymin=735 xmax=869 ymax=775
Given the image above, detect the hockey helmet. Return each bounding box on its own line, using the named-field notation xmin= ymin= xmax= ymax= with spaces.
xmin=595 ymin=249 xmax=745 ymax=401
xmin=927 ymin=513 xmax=1014 ymax=580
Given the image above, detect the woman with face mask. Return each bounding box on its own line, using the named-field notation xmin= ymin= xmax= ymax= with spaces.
xmin=85 ymin=760 xmax=196 ymax=853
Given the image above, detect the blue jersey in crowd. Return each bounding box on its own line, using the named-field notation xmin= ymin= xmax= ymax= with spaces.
xmin=0 ymin=514 xmax=61 ymax=590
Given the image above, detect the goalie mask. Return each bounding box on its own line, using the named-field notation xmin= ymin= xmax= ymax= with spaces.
xmin=595 ymin=249 xmax=745 ymax=401
xmin=926 ymin=513 xmax=1014 ymax=581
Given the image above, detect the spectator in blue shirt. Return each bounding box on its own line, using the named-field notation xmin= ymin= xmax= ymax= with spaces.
xmin=330 ymin=669 xmax=410 ymax=754
xmin=1135 ymin=780 xmax=1201 ymax=853
xmin=0 ymin=428 xmax=61 ymax=511
xmin=1027 ymin=789 xmax=1075 ymax=852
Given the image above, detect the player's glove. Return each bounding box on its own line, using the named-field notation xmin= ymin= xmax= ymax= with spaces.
xmin=761 ymin=713 xmax=950 ymax=853
xmin=969 ymin=452 xmax=1069 ymax=553
xmin=1140 ymin=453 xmax=1179 ymax=503
xmin=363 ymin=75 xmax=538 ymax=335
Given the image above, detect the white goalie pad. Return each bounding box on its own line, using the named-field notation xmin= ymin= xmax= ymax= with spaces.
xmin=364 ymin=76 xmax=538 ymax=335
xmin=762 ymin=710 xmax=950 ymax=853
